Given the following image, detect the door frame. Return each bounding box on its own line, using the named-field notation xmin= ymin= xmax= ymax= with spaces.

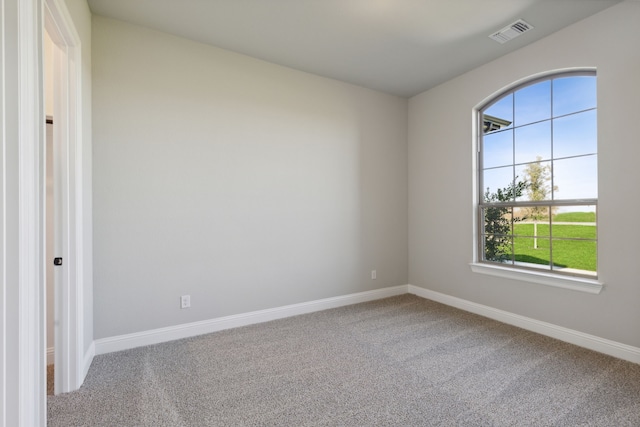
xmin=2 ymin=0 xmax=85 ymax=423
xmin=44 ymin=0 xmax=85 ymax=396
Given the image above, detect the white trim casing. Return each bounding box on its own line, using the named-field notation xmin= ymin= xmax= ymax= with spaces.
xmin=21 ymin=1 xmax=46 ymax=425
xmin=94 ymin=286 xmax=408 ymax=355
xmin=1 ymin=0 xmax=46 ymax=425
xmin=470 ymin=262 xmax=603 ymax=294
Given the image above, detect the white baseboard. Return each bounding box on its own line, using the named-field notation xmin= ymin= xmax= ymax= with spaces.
xmin=408 ymin=285 xmax=640 ymax=365
xmin=92 ymin=283 xmax=640 ymax=366
xmin=95 ymin=285 xmax=409 ymax=355
xmin=46 ymin=347 xmax=54 ymax=365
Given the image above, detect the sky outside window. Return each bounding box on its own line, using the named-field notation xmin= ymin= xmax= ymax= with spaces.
xmin=482 ymin=75 xmax=597 ymax=204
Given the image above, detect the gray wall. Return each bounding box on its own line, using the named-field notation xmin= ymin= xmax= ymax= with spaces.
xmin=92 ymin=17 xmax=408 ymax=339
xmin=409 ymin=2 xmax=640 ymax=347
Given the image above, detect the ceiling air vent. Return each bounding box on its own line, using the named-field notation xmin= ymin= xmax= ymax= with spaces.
xmin=489 ymin=19 xmax=533 ymax=44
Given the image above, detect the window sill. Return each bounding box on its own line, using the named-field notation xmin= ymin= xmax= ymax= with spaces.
xmin=469 ymin=263 xmax=603 ymax=294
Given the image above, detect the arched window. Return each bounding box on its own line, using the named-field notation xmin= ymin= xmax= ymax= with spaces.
xmin=477 ymin=71 xmax=597 ymax=279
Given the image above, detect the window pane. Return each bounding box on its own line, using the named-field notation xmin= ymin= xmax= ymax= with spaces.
xmin=484 ymin=94 xmax=513 ymax=133
xmin=551 ymin=205 xmax=596 ymax=240
xmin=477 ymin=72 xmax=597 ymax=278
xmin=514 ymin=236 xmax=551 ymax=270
xmin=553 ymin=76 xmax=596 ymax=117
xmin=553 ymin=110 xmax=597 ymax=159
xmin=483 ymin=129 xmax=513 ymax=169
xmin=515 ymin=160 xmax=552 ymax=202
xmin=513 ymin=219 xmax=549 ymax=238
xmin=551 ymin=206 xmax=597 ymax=274
xmin=482 ymin=206 xmax=514 ymax=236
xmin=553 ymin=155 xmax=597 ymax=199
xmin=483 ymin=235 xmax=514 ymax=263
xmin=482 ymin=166 xmax=513 ymax=200
xmin=482 ymin=206 xmax=514 ymax=263
xmin=515 ymin=80 xmax=551 ymax=126
xmin=515 ymin=121 xmax=551 ymax=164
xmin=513 ymin=207 xmax=529 ymax=222
xmin=514 ymin=217 xmax=550 ymax=238
xmin=551 ymin=239 xmax=597 ymax=273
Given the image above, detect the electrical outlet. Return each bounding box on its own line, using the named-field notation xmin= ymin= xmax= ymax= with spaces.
xmin=371 ymin=270 xmax=377 ymax=280
xmin=181 ymin=295 xmax=191 ymax=309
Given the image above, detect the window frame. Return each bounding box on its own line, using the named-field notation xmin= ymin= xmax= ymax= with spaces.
xmin=472 ymin=70 xmax=603 ymax=293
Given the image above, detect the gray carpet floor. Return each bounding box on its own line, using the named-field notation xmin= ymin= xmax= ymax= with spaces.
xmin=48 ymin=294 xmax=640 ymax=426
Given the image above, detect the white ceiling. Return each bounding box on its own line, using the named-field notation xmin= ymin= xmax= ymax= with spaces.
xmin=87 ymin=0 xmax=622 ymax=98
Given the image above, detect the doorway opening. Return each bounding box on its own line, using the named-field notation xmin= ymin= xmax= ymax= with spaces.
xmin=44 ymin=0 xmax=87 ymax=397
xmin=44 ymin=28 xmax=58 ymax=397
